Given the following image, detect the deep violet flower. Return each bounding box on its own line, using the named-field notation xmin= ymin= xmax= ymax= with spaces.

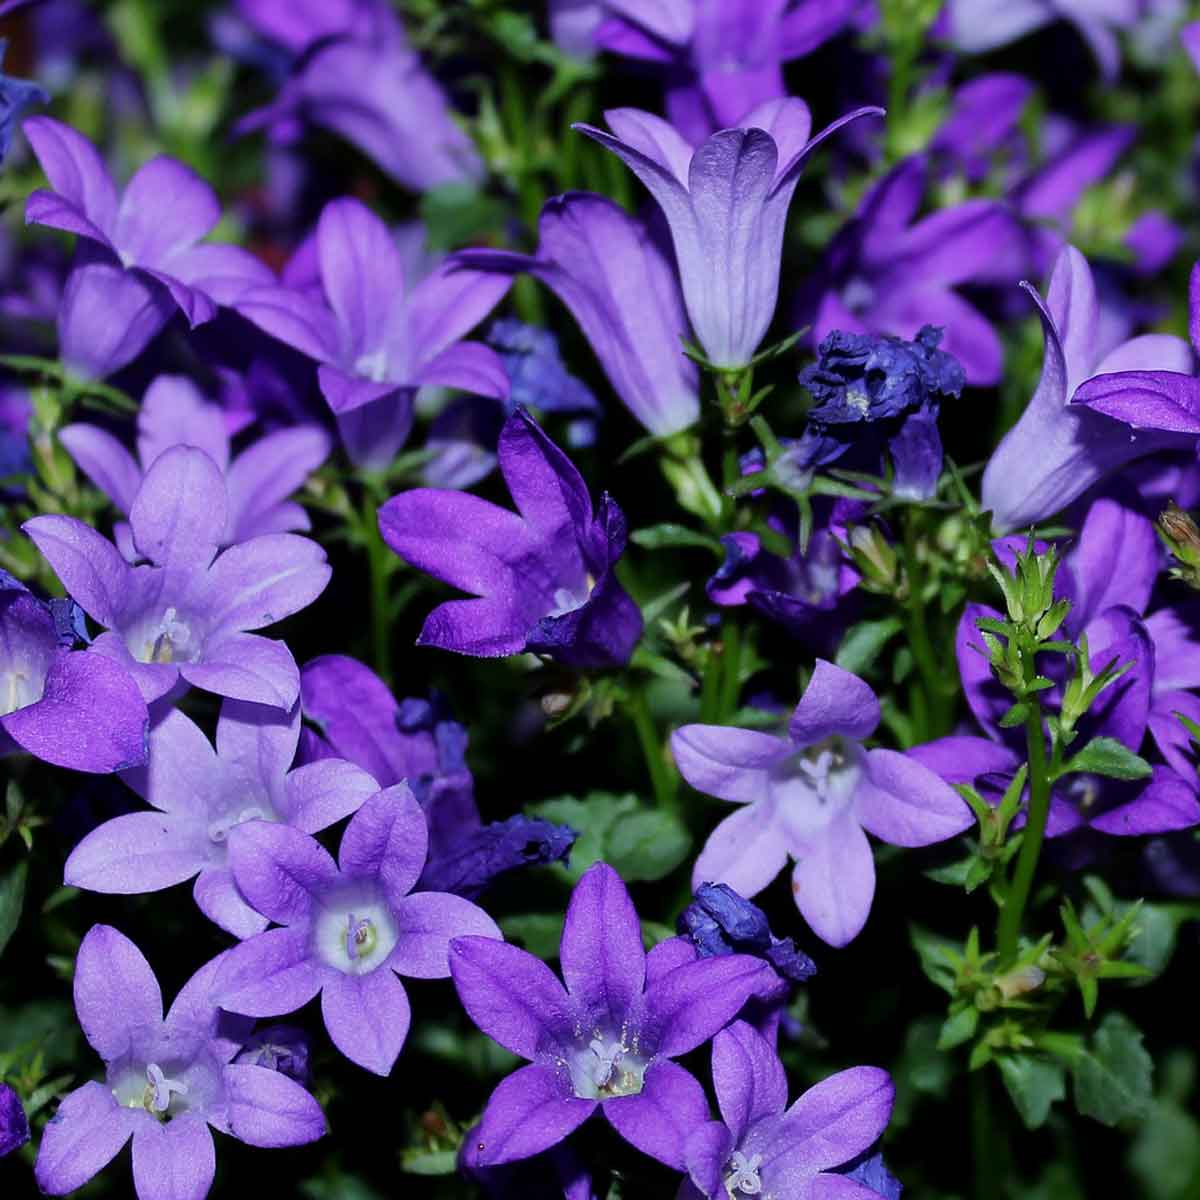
xmin=671 ymin=660 xmax=972 ymax=946
xmin=488 ymin=319 xmax=599 ymax=421
xmin=215 ymin=784 xmax=502 ymax=1075
xmin=63 ymin=698 xmax=378 ymax=938
xmin=34 ymin=926 xmax=326 ymax=1199
xmin=594 ymin=0 xmax=860 ymax=144
xmin=449 ymin=861 xmax=773 ymax=1167
xmin=458 ymin=192 xmax=700 ymax=436
xmin=233 ymin=1025 xmax=311 ymax=1085
xmin=680 ymin=1021 xmax=894 ymax=1200
xmin=803 ymin=155 xmax=1027 ymax=387
xmin=0 ymin=41 xmax=48 ymax=164
xmin=235 ymin=196 xmax=510 ymax=470
xmin=379 ymin=408 xmax=642 ymax=669
xmin=576 ymin=97 xmax=882 ymax=368
xmin=982 ymin=246 xmax=1194 ymax=533
xmin=23 ymin=117 xmax=272 ymax=332
xmin=60 ymin=374 xmax=331 ymax=552
xmin=23 ymin=445 xmax=331 ymax=708
xmin=0 ymin=569 xmax=148 ymax=773
xmin=0 ymin=1082 xmax=29 ymax=1157
xmin=299 ymin=653 xmax=576 ymax=896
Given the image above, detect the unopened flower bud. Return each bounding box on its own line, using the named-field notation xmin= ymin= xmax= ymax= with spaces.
xmin=1158 ymin=502 xmax=1200 ymax=589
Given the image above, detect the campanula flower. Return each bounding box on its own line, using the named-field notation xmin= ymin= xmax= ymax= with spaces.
xmin=0 ymin=40 xmax=48 ymax=163
xmin=672 ymin=660 xmax=972 ymax=946
xmin=0 ymin=1082 xmax=29 ymax=1157
xmin=34 ymin=926 xmax=325 ymax=1199
xmin=450 ymin=861 xmax=772 ymax=1167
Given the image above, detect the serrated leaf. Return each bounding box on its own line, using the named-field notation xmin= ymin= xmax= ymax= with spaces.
xmin=0 ymin=860 xmax=27 ymax=960
xmin=998 ymin=1054 xmax=1066 ymax=1129
xmin=1073 ymin=1012 xmax=1154 ymax=1126
xmin=835 ymin=617 xmax=903 ymax=674
xmin=1062 ymin=737 xmax=1152 ymax=782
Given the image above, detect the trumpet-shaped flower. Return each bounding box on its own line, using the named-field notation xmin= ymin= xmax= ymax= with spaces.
xmin=576 ymin=98 xmax=881 ymax=367
xmin=672 ymin=660 xmax=972 ymax=946
xmin=23 ymin=445 xmax=331 ymax=708
xmin=34 ymin=926 xmax=326 ymax=1200
xmin=450 ymin=861 xmax=773 ymax=1167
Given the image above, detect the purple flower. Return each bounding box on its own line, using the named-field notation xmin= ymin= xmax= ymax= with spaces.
xmin=233 ymin=1025 xmax=311 ymax=1085
xmin=671 ymin=660 xmax=972 ymax=946
xmin=0 ymin=41 xmax=48 ymax=163
xmin=60 ymin=373 xmax=330 ymax=552
xmin=235 ymin=196 xmax=510 ymax=470
xmin=804 ymin=155 xmax=1027 ymax=386
xmin=379 ymin=408 xmax=642 ymax=668
xmin=680 ymin=1021 xmax=894 ymax=1200
xmin=489 ymin=319 xmax=599 ymax=421
xmin=63 ymin=698 xmax=378 ymax=938
xmin=215 ymin=784 xmax=502 ymax=1075
xmin=23 ymin=117 xmax=272 ymax=341
xmin=458 ymin=193 xmax=700 ymax=436
xmin=0 ymin=1082 xmax=29 ymax=1157
xmin=576 ymin=98 xmax=881 ymax=367
xmin=930 ymin=73 xmax=1033 ymax=184
xmin=0 ymin=570 xmax=148 ymax=773
xmin=23 ymin=444 xmax=331 ymax=707
xmin=982 ymin=246 xmax=1194 ymax=532
xmin=34 ymin=926 xmax=326 ymax=1199
xmin=449 ymin=861 xmax=773 ymax=1167
xmin=595 ymin=1 xmax=860 ymax=144
xmin=234 ymin=0 xmax=377 ymax=54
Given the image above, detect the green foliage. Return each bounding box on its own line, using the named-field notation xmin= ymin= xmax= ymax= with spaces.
xmin=1072 ymin=1013 xmax=1154 ymax=1127
xmin=997 ymin=1053 xmax=1066 ymax=1129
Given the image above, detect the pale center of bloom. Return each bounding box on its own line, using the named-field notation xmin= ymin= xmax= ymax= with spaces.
xmin=566 ymin=1030 xmax=646 ymax=1099
xmin=769 ymin=736 xmax=864 ymax=841
xmin=546 ymin=573 xmax=596 ymax=619
xmin=114 ymin=1063 xmax=189 ymax=1120
xmin=354 ymin=348 xmax=391 ymax=383
xmin=132 ymin=607 xmax=198 ymax=665
xmin=725 ymin=1150 xmax=764 ymax=1196
xmin=313 ymin=883 xmax=398 ymax=975
xmin=207 ymin=802 xmax=274 ymax=845
xmin=0 ymin=667 xmax=42 ymax=716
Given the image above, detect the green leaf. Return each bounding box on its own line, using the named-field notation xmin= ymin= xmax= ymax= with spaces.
xmin=1062 ymin=737 xmax=1153 ymax=781
xmin=400 ymin=1150 xmax=459 ymax=1176
xmin=630 ymin=524 xmax=722 ymax=555
xmin=937 ymin=1006 xmax=978 ymax=1051
xmin=835 ymin=617 xmax=903 ymax=674
xmin=998 ymin=1054 xmax=1066 ymax=1129
xmin=498 ymin=913 xmax=563 ymax=960
xmin=0 ymin=860 xmax=27 ymax=960
xmin=1073 ymin=1012 xmax=1154 ymax=1125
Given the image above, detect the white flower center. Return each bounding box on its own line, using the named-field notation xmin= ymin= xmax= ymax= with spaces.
xmin=354 ymin=348 xmax=391 ymax=383
xmin=546 ymin=573 xmax=596 ymax=619
xmin=134 ymin=606 xmax=197 ymax=664
xmin=114 ymin=1062 xmax=189 ymax=1120
xmin=313 ymin=884 xmax=397 ymax=975
xmin=725 ymin=1150 xmax=764 ymax=1195
xmin=0 ymin=667 xmax=42 ymax=716
xmin=769 ymin=737 xmax=864 ymax=841
xmin=567 ymin=1031 xmax=646 ymax=1099
xmin=207 ymin=803 xmax=273 ymax=844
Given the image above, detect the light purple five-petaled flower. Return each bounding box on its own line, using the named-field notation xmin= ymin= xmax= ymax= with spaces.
xmin=379 ymin=408 xmax=643 ymax=668
xmin=672 ymin=660 xmax=973 ymax=947
xmin=576 ymin=97 xmax=881 ymax=367
xmin=449 ymin=861 xmax=773 ymax=1168
xmin=24 ymin=445 xmax=331 ymax=708
xmin=34 ymin=926 xmax=325 ymax=1200
xmin=681 ymin=1020 xmax=894 ymax=1200
xmin=214 ymin=784 xmax=501 ymax=1075
xmin=64 ymin=698 xmax=379 ymax=938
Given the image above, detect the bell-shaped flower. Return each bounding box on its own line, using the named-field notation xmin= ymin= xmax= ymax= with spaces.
xmin=379 ymin=408 xmax=642 ymax=668
xmin=63 ymin=698 xmax=378 ymax=938
xmin=457 ymin=192 xmax=700 ymax=436
xmin=23 ymin=445 xmax=331 ymax=708
xmin=982 ymin=246 xmax=1194 ymax=532
xmin=0 ymin=570 xmax=148 ymax=773
xmin=449 ymin=861 xmax=773 ymax=1168
xmin=576 ymin=97 xmax=881 ymax=368
xmin=24 ymin=117 xmax=272 ymax=334
xmin=671 ymin=660 xmax=972 ymax=947
xmin=60 ymin=374 xmax=330 ymax=555
xmin=0 ymin=1082 xmax=28 ymax=1158
xmin=214 ymin=784 xmax=502 ymax=1076
xmin=235 ymin=197 xmax=510 ymax=470
xmin=681 ymin=1021 xmax=894 ymax=1200
xmin=34 ymin=926 xmax=325 ymax=1200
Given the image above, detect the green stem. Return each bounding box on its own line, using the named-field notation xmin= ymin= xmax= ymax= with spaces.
xmin=699 ymin=646 xmax=722 ymax=724
xmin=902 ymin=515 xmax=952 ymax=740
xmin=718 ymin=620 xmax=742 ymax=721
xmin=997 ymin=699 xmax=1051 ymax=964
xmin=628 ymin=688 xmax=677 ymax=812
xmin=970 ymin=1070 xmax=1002 ymax=1200
xmin=361 ymin=488 xmax=394 ymax=687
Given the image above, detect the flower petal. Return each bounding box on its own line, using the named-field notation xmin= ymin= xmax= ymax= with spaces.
xmin=193 ymin=868 xmax=270 ymax=941
xmin=130 ymin=1115 xmax=214 ymax=1200
xmin=671 ymin=724 xmax=788 ymax=804
xmin=35 ymin=1082 xmax=140 ymax=1196
xmin=280 ymin=758 xmax=379 ymax=833
xmin=856 ymin=749 xmax=974 ymax=847
xmin=604 ymin=1058 xmax=710 ymax=1169
xmin=472 ymin=1063 xmax=596 ymax=1166
xmin=203 ymin=533 xmax=331 ymax=636
xmin=388 ymin=891 xmax=501 ymax=979
xmin=128 ymin=445 xmax=226 ymax=577
xmin=224 ymin=1063 xmax=327 ymax=1147
xmin=215 ymin=927 xmax=325 ymax=1018
xmin=789 ymin=660 xmax=880 ymax=745
xmin=790 ymin=817 xmax=875 ymax=948
xmin=58 ymin=423 xmax=142 ymax=513
xmin=337 ymin=783 xmax=427 ymax=904
xmin=74 ymin=925 xmax=163 ymax=1059
xmin=320 ymin=967 xmax=411 ymax=1075
xmin=711 ymin=1020 xmax=788 ymax=1142
xmin=21 ymin=514 xmax=129 ymax=628
xmin=227 ymin=819 xmax=338 ymax=926
xmin=181 ymin=633 xmax=299 ymax=709
xmin=65 ymin=811 xmax=205 ymax=895
xmin=692 ymin=801 xmax=790 ymax=899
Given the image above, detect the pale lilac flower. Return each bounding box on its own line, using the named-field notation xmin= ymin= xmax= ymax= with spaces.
xmin=60 ymin=373 xmax=330 ymax=552
xmin=24 ymin=117 xmax=272 ymax=335
xmin=215 ymin=785 xmax=501 ymax=1075
xmin=23 ymin=445 xmax=331 ymax=707
xmin=681 ymin=1021 xmax=894 ymax=1200
xmin=64 ymin=698 xmax=378 ymax=938
xmin=34 ymin=926 xmax=325 ymax=1199
xmin=379 ymin=409 xmax=642 ymax=668
xmin=577 ymin=97 xmax=881 ymax=367
xmin=672 ymin=660 xmax=972 ymax=946
xmin=982 ymin=246 xmax=1194 ymax=532
xmin=450 ymin=861 xmax=772 ymax=1167
xmin=0 ymin=569 xmax=148 ymax=773
xmin=235 ymin=197 xmax=510 ymax=470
